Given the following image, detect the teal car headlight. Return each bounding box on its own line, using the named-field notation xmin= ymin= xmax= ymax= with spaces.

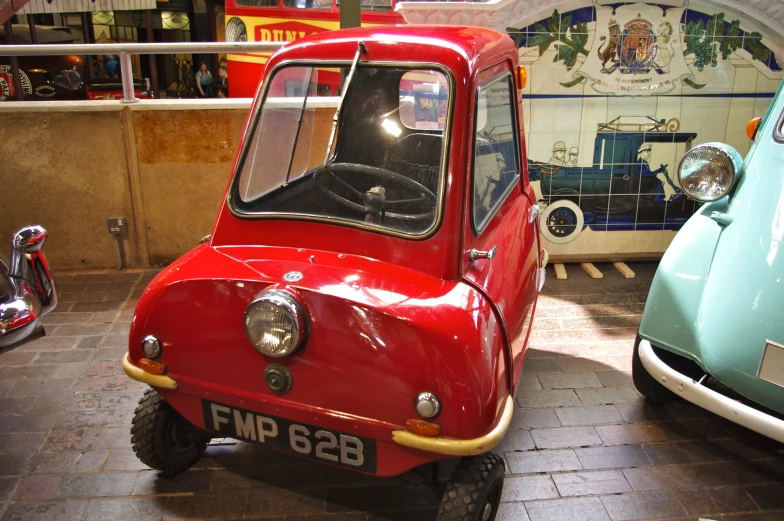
xmin=677 ymin=143 xmax=743 ymax=202
xmin=244 ymin=290 xmax=308 ymax=357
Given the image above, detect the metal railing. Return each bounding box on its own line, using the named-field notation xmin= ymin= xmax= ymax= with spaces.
xmin=0 ymin=42 xmax=287 ymax=103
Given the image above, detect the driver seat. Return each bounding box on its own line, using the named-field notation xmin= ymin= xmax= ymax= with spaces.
xmin=382 ymin=133 xmax=442 ymax=193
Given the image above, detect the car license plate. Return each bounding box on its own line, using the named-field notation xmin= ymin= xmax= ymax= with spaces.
xmin=201 ymin=399 xmax=377 ymax=473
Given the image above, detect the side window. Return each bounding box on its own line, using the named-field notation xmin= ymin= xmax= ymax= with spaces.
xmin=473 ymin=74 xmax=520 ymax=232
xmin=237 ymin=0 xmax=277 ymax=6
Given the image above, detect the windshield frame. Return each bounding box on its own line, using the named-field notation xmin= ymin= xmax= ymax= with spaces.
xmin=226 ymin=58 xmax=455 ymax=240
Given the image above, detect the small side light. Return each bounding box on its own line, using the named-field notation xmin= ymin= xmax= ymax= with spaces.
xmin=141 ymin=335 xmax=162 ymax=359
xmin=516 ymin=65 xmax=528 ymax=90
xmin=746 ymin=117 xmax=762 ymax=140
xmin=139 ymin=358 xmax=167 ymax=375
xmin=415 ymin=392 xmax=441 ymax=419
xmin=405 ymin=419 xmax=441 ymax=437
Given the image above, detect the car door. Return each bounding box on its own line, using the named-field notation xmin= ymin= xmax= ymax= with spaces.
xmin=462 ymin=63 xmax=540 ymax=388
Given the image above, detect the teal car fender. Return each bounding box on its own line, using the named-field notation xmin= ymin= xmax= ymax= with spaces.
xmin=638 ymin=197 xmax=728 ymax=365
xmin=640 ymin=89 xmax=784 ymax=415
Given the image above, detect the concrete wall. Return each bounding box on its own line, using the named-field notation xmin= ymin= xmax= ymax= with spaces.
xmin=0 ymin=99 xmax=251 ymax=270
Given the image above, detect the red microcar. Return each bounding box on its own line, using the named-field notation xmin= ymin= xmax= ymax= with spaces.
xmin=123 ymin=25 xmax=544 ymax=521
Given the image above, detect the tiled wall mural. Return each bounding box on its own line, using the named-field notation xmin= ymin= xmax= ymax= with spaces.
xmin=398 ymin=0 xmax=784 ymax=260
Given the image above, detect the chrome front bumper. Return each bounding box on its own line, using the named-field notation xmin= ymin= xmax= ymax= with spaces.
xmin=638 ymin=339 xmax=784 ymax=444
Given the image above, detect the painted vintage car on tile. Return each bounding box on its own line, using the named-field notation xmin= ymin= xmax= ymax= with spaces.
xmin=633 ymin=78 xmax=784 ymax=443
xmin=122 ymin=26 xmax=544 ymax=520
xmin=0 ymin=226 xmax=57 ymax=347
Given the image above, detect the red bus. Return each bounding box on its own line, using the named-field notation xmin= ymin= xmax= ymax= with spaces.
xmin=224 ymin=0 xmax=404 ymax=97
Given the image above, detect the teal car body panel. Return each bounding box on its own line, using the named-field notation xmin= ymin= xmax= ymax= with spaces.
xmin=639 ymin=78 xmax=784 ymax=415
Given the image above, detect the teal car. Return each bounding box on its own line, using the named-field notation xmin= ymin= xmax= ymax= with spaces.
xmin=633 ymin=78 xmax=784 ymax=443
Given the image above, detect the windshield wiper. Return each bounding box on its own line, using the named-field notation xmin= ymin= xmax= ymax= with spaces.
xmin=285 ymin=67 xmax=316 ymax=184
xmin=323 ymin=41 xmax=366 ymax=163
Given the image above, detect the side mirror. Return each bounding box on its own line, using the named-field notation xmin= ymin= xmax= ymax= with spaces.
xmin=746 ymin=117 xmax=762 ymax=140
xmin=10 ymin=225 xmax=47 ymax=278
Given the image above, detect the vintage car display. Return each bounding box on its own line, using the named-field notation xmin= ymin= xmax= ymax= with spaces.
xmin=0 ymin=226 xmax=57 ymax=348
xmin=528 ymin=118 xmax=697 ymax=244
xmin=122 ymin=25 xmax=544 ymax=520
xmin=633 ymin=78 xmax=784 ymax=443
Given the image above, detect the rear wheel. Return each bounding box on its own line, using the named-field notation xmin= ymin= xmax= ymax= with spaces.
xmin=632 ymin=336 xmax=676 ymax=405
xmin=131 ymin=388 xmax=210 ymax=476
xmin=437 ymin=453 xmax=504 ymax=521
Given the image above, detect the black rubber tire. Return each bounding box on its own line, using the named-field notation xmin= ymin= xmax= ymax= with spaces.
xmin=632 ymin=336 xmax=676 ymax=405
xmin=131 ymin=388 xmax=209 ymax=476
xmin=437 ymin=453 xmax=505 ymax=521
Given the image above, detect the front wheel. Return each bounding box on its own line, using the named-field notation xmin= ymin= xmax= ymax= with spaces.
xmin=131 ymin=388 xmax=210 ymax=476
xmin=437 ymin=453 xmax=505 ymax=521
xmin=632 ymin=336 xmax=676 ymax=405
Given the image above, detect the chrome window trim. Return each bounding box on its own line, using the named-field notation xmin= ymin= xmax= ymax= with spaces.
xmin=774 ymin=103 xmax=784 ymax=144
xmin=471 ymin=71 xmax=521 ymax=235
xmin=226 ymin=58 xmax=455 ymax=241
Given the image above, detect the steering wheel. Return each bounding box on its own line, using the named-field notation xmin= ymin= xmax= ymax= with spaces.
xmin=314 ymin=162 xmax=437 ymax=222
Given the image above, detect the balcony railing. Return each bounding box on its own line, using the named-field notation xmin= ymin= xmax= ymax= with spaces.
xmin=0 ymin=41 xmax=287 ymax=103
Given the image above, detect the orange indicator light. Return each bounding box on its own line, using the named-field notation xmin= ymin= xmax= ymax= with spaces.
xmin=405 ymin=419 xmax=441 ymax=437
xmin=139 ymin=358 xmax=167 ymax=375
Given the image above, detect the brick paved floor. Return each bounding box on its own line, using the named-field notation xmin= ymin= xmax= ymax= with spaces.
xmin=0 ymin=264 xmax=783 ymax=520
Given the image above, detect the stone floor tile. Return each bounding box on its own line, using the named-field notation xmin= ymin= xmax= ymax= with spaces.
xmin=0 ymin=397 xmax=36 ymax=415
xmin=523 ymin=358 xmax=562 ymax=374
xmin=55 ymin=472 xmax=137 ymax=498
xmin=49 ymin=324 xmax=111 ymax=337
xmin=517 ymin=374 xmax=543 ymax=391
xmin=575 ymin=387 xmax=642 ymax=406
xmin=7 ymin=379 xmax=76 ymax=397
xmin=132 ymin=469 xmax=213 ymax=495
xmin=30 ymin=450 xmax=107 ymax=474
xmin=0 ymin=476 xmax=17 ymax=500
xmin=53 ymin=408 xmax=127 ymax=431
xmin=595 ymin=423 xmax=670 ymax=445
xmin=0 ymin=353 xmax=36 ymax=367
xmin=505 ymin=450 xmax=582 ymax=474
xmin=721 ymin=513 xmax=784 ymax=521
xmin=574 ymin=445 xmax=652 ymax=470
xmin=642 ymin=441 xmax=736 ymax=465
xmin=84 ymin=497 xmax=164 ymax=521
xmin=531 ymin=426 xmax=602 ymax=449
xmin=495 ymin=429 xmax=535 ymax=453
xmin=600 ymin=491 xmax=686 ymax=521
xmin=552 ymin=470 xmax=631 ymax=497
xmin=744 ymin=483 xmax=784 ymax=510
xmin=517 ymin=390 xmax=581 ymax=409
xmin=0 ymin=433 xmax=45 ymax=455
xmin=103 ymin=449 xmax=150 ymax=471
xmin=595 ymin=371 xmax=634 ymax=387
xmin=554 ymin=357 xmax=617 ymax=373
xmin=709 ymin=486 xmax=759 ymax=513
xmin=14 ymin=475 xmax=61 ymax=501
xmin=210 ymin=466 xmax=287 ymax=490
xmin=538 ymin=372 xmax=602 ymax=390
xmin=89 ymin=311 xmax=121 ymax=323
xmin=555 ymin=406 xmax=624 ymax=426
xmin=290 ymin=514 xmax=365 ymax=521
xmin=32 ymin=350 xmax=93 ymax=365
xmin=0 ymin=413 xmax=56 ymax=434
xmin=69 ymin=301 xmax=123 ymax=313
xmin=246 ymin=487 xmax=326 ymax=516
xmin=0 ymin=453 xmax=33 ymax=475
xmin=12 ymin=337 xmax=79 ymax=352
xmin=525 ymin=344 xmax=581 ymax=358
xmin=500 ymin=475 xmax=559 ymax=502
xmin=691 ymin=461 xmax=784 ymax=486
xmin=509 ymin=409 xmax=561 ymax=430
xmin=1 ymin=499 xmax=89 ymax=521
xmin=622 ymin=465 xmax=705 ymax=491
xmin=326 ymin=485 xmax=405 ymax=514
xmin=163 ymin=491 xmax=247 ymax=520
xmin=524 ymin=497 xmax=611 ymax=521
xmin=673 ymin=488 xmax=720 ymax=516
xmin=496 ymin=502 xmax=531 ymax=521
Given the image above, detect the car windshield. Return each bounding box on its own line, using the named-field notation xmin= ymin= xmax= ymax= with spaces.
xmin=231 ymin=64 xmax=450 ymax=236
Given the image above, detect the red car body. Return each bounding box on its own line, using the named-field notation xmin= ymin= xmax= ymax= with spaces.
xmin=125 ymin=25 xmax=542 ymax=480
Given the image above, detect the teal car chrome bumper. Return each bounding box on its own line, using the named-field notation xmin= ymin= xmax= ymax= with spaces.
xmin=638 ymin=339 xmax=784 ymax=443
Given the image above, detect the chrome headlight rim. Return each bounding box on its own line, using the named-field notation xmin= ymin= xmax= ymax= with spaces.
xmin=141 ymin=335 xmax=162 ymax=359
xmin=244 ymin=289 xmax=309 ymax=358
xmin=677 ymin=142 xmax=743 ymax=203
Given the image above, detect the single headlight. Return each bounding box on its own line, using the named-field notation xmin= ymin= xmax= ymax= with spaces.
xmin=678 ymin=143 xmax=743 ymax=202
xmin=141 ymin=335 xmax=162 ymax=358
xmin=244 ymin=290 xmax=308 ymax=358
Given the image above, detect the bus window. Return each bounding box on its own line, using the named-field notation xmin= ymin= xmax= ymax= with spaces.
xmin=283 ymin=0 xmax=331 ymax=8
xmin=335 ymin=0 xmax=392 ymax=12
xmin=236 ymin=0 xmax=277 ymax=6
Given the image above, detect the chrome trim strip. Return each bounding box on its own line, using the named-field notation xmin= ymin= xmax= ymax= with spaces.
xmin=638 ymin=339 xmax=784 ymax=444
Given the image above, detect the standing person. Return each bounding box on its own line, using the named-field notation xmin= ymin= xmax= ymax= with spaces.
xmin=195 ymin=63 xmax=214 ymax=98
xmin=104 ymin=55 xmax=119 ymax=79
xmin=217 ymin=66 xmax=229 ymax=98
